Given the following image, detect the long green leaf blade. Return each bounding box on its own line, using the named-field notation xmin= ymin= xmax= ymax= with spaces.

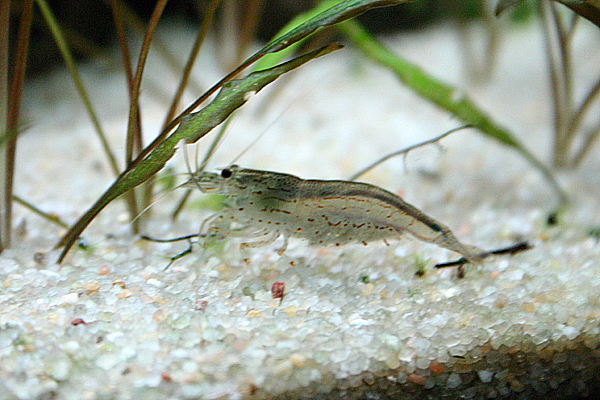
xmin=145 ymin=0 xmax=411 ymax=161
xmin=339 ymin=19 xmax=567 ymax=204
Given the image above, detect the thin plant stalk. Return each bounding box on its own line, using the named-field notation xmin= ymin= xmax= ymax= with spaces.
xmin=161 ymin=0 xmax=221 ymax=132
xmin=106 ymin=0 xmax=148 ymax=232
xmin=13 ymin=195 xmax=69 ymax=229
xmin=551 ymin=1 xmax=575 ymax=116
xmin=119 ymin=0 xmax=169 ymax=232
xmin=236 ymin=0 xmax=265 ymax=65
xmin=4 ymin=0 xmax=34 ymax=248
xmin=540 ymin=0 xmax=600 ymax=168
xmin=0 ymin=0 xmax=10 ymax=251
xmin=551 ymin=1 xmax=576 ymax=163
xmin=568 ymin=74 xmax=600 ymax=136
xmin=109 ymin=0 xmax=142 ymax=156
xmin=110 ymin=0 xmax=155 ymax=225
xmin=540 ymin=0 xmax=569 ymax=167
xmin=35 ymin=0 xmax=120 ymax=177
xmin=221 ymin=0 xmax=239 ymax=71
xmin=103 ymin=0 xmax=205 ymax=95
xmin=573 ymin=123 xmax=600 ymax=166
xmin=124 ymin=0 xmax=169 ymax=166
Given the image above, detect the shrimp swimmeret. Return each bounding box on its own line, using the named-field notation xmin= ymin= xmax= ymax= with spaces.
xmin=187 ymin=165 xmax=483 ymax=264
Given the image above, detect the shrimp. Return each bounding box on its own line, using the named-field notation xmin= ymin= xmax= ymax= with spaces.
xmin=188 ymin=165 xmax=483 ymax=264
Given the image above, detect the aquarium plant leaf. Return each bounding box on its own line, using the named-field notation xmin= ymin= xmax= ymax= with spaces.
xmin=144 ymin=0 xmax=413 ymax=161
xmin=339 ymin=19 xmax=567 ymax=204
xmin=253 ymin=0 xmax=390 ymax=71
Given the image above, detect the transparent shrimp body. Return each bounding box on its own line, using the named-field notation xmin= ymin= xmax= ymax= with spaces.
xmin=188 ymin=165 xmax=482 ymax=263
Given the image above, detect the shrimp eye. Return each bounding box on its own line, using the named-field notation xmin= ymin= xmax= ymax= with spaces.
xmin=221 ymin=168 xmax=232 ymax=179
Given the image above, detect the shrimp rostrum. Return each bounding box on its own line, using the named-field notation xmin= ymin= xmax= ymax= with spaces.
xmin=187 ymin=165 xmax=483 ymax=264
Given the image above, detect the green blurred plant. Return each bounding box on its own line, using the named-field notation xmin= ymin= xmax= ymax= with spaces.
xmin=339 ymin=18 xmax=566 ymax=204
xmin=253 ymin=0 xmax=566 ymax=204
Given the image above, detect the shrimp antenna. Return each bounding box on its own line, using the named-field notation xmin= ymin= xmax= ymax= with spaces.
xmin=197 ymin=114 xmax=234 ymax=172
xmin=171 ymin=116 xmax=236 ymax=219
xmin=229 ymin=102 xmax=295 ymax=166
xmin=132 ymin=174 xmax=192 ymax=226
xmin=183 ymin=144 xmax=201 ymax=191
xmin=349 ymin=125 xmax=474 ymax=181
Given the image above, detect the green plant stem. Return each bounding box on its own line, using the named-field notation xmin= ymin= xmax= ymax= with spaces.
xmin=0 ymin=0 xmax=10 ymax=252
xmin=551 ymin=1 xmax=576 ymax=163
xmin=108 ymin=0 xmax=140 ymax=144
xmin=13 ymin=195 xmax=69 ymax=229
xmin=35 ymin=0 xmax=120 ymax=177
xmin=539 ymin=2 xmax=599 ymax=168
xmin=105 ymin=0 xmax=147 ymax=234
xmin=540 ymin=0 xmax=572 ymax=168
xmin=568 ymin=75 xmax=600 ymax=143
xmin=122 ymin=0 xmax=169 ymax=232
xmin=338 ymin=18 xmax=567 ymax=205
xmin=573 ymin=123 xmax=600 ymax=167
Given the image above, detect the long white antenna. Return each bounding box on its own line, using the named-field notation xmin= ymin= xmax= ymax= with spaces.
xmin=229 ymin=102 xmax=295 ymax=166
